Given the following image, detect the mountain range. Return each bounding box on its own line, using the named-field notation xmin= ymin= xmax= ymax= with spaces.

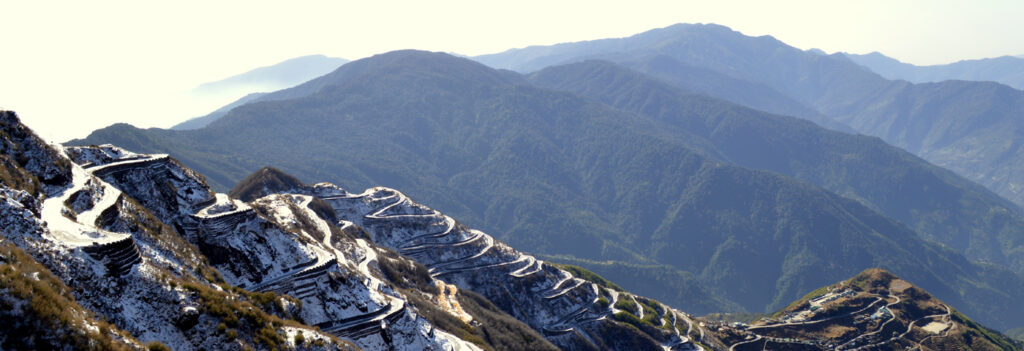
xmin=843 ymin=51 xmax=1024 ymax=90
xmin=72 ymin=49 xmax=1024 ymax=335
xmin=475 ymin=23 xmax=1024 ymax=213
xmin=6 ymin=20 xmax=1024 ymax=350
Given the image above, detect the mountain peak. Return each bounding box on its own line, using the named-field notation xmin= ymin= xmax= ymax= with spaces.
xmin=329 ymin=49 xmax=517 ymax=86
xmin=849 ymin=267 xmax=899 ymax=285
xmin=244 ymin=49 xmax=522 ymax=106
xmin=659 ymin=22 xmax=733 ymax=33
xmin=228 ymin=166 xmax=307 ymax=201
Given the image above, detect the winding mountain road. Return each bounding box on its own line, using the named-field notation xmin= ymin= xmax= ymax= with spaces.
xmin=320 ymin=186 xmax=699 ymax=345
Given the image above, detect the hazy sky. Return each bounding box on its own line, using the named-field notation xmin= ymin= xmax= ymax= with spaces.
xmin=4 ymin=0 xmax=1024 ymax=142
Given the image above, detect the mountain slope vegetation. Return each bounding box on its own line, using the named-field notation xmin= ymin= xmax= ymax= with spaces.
xmin=527 ymin=60 xmax=1024 ymax=274
xmin=477 ymin=23 xmax=1024 ymax=214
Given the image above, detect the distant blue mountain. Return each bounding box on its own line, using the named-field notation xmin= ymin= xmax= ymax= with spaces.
xmin=172 ymin=92 xmax=267 ymax=130
xmin=174 ymin=55 xmax=348 ymax=130
xmin=843 ymin=51 xmax=1024 ymax=90
xmin=474 ymin=23 xmax=1024 ymax=214
xmin=190 ymin=54 xmax=349 ymax=95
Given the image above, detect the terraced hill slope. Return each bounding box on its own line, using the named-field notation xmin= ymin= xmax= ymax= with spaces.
xmin=68 ymin=141 xmax=719 ymax=350
xmin=63 ymin=144 xmax=504 ymax=350
xmin=709 ymin=269 xmax=1022 ymax=351
xmin=228 ymin=166 xmax=714 ymax=350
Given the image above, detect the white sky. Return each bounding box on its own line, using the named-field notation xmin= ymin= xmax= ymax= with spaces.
xmin=3 ymin=0 xmax=1023 ymax=142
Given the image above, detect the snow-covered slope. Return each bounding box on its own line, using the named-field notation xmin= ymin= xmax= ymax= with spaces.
xmin=0 ymin=111 xmax=352 ymax=351
xmin=64 ymin=144 xmax=215 ymax=226
xmin=315 ymin=185 xmax=709 ymax=350
xmin=51 ymin=122 xmax=728 ymax=349
xmin=63 ymin=144 xmax=485 ymax=350
xmin=65 ymin=139 xmax=720 ymax=350
xmin=0 ymin=237 xmax=143 ymax=350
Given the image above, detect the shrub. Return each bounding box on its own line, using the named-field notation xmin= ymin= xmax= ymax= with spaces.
xmin=147 ymin=341 xmax=172 ymax=351
xmin=0 ymin=242 xmax=136 ymax=350
xmin=552 ymin=263 xmax=624 ymax=291
xmin=614 ymin=295 xmax=639 ymax=315
xmin=229 ymin=167 xmax=306 ymax=202
xmin=612 ymin=311 xmax=662 ymax=337
xmin=377 ymin=249 xmax=433 ymax=291
xmin=256 ymin=325 xmax=285 ymax=347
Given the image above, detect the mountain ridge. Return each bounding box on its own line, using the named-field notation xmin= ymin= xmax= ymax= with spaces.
xmin=526 ymin=59 xmax=1024 ymax=274
xmin=843 ymin=51 xmax=1024 ymax=90
xmin=473 ymin=22 xmax=1024 ymax=214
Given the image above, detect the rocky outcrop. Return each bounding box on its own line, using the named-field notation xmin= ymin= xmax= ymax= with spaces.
xmin=0 ymin=111 xmax=72 ymax=194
